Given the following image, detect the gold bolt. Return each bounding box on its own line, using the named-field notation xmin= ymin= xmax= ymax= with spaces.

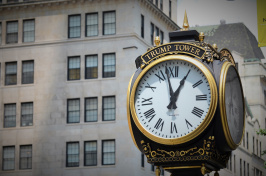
xmin=212 ymin=43 xmax=218 ymax=50
xmin=154 ymin=36 xmax=160 ymax=46
xmin=199 ymin=32 xmax=205 ymax=42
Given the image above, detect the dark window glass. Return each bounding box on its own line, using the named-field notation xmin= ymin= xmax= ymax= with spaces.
xmin=4 ymin=104 xmax=16 ymax=128
xmin=86 ymin=13 xmax=98 ymax=37
xmin=7 ymin=0 xmax=18 ymax=3
xmin=103 ymin=53 xmax=115 ymax=78
xmin=103 ymin=96 xmax=115 ymax=121
xmin=155 ymin=0 xmax=158 ymax=6
xmin=141 ymin=153 xmax=144 ymax=167
xmin=169 ymin=0 xmax=172 ymax=18
xmin=103 ymin=11 xmax=116 ymax=35
xmin=21 ymin=102 xmax=33 ymax=126
xmin=141 ymin=15 xmax=144 ymax=38
xmin=85 ymin=97 xmax=98 ymax=122
xmin=3 ymin=146 xmax=15 ymax=170
xmin=66 ymin=142 xmax=79 ymax=167
xmin=85 ymin=55 xmax=98 ymax=79
xmin=160 ymin=0 xmax=163 ymax=10
xmin=84 ymin=141 xmax=97 ymax=166
xmin=68 ymin=56 xmax=80 ymax=80
xmin=23 ymin=19 xmax=35 ymax=42
xmin=151 ymin=23 xmax=154 ymax=45
xmin=0 ymin=22 xmax=2 ymax=44
xmin=102 ymin=140 xmax=115 ymax=165
xmin=5 ymin=62 xmax=17 ymax=85
xmin=20 ymin=145 xmax=32 ymax=169
xmin=67 ymin=99 xmax=80 ymax=123
xmin=160 ymin=30 xmax=164 ymax=44
xmin=68 ymin=15 xmax=81 ymax=38
xmin=6 ymin=21 xmax=18 ymax=44
xmin=22 ymin=60 xmax=34 ymax=84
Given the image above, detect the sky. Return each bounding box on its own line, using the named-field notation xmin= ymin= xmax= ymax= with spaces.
xmin=176 ymin=0 xmax=266 ymax=59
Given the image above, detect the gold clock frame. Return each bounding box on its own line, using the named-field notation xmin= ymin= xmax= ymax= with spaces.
xmin=219 ymin=61 xmax=245 ymax=149
xmin=129 ymin=55 xmax=218 ymax=145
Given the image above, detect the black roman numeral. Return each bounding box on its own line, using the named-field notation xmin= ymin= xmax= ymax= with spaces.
xmin=166 ymin=66 xmax=178 ymax=78
xmin=175 ymin=66 xmax=179 ymax=77
xmin=145 ymin=83 xmax=156 ymax=92
xmin=154 ymin=118 xmax=164 ymax=131
xmin=196 ymin=94 xmax=207 ymax=101
xmin=144 ymin=108 xmax=156 ymax=122
xmin=191 ymin=107 xmax=204 ymax=118
xmin=141 ymin=97 xmax=153 ymax=106
xmin=185 ymin=119 xmax=193 ymax=129
xmin=171 ymin=122 xmax=178 ymax=134
xmin=192 ymin=80 xmax=203 ymax=88
xmin=155 ymin=70 xmax=166 ymax=83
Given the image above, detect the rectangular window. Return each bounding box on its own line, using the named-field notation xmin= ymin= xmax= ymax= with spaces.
xmin=155 ymin=0 xmax=158 ymax=6
xmin=240 ymin=159 xmax=242 ymax=176
xmin=103 ymin=53 xmax=115 ymax=78
xmin=102 ymin=140 xmax=115 ymax=165
xmin=151 ymin=164 xmax=155 ymax=171
xmin=7 ymin=0 xmax=19 ymax=3
xmin=20 ymin=145 xmax=32 ymax=170
xmin=253 ymin=136 xmax=255 ymax=153
xmin=247 ymin=163 xmax=249 ymax=176
xmin=244 ymin=161 xmax=246 ymax=176
xmin=0 ymin=22 xmax=2 ymax=44
xmin=3 ymin=146 xmax=15 ymax=170
xmin=243 ymin=131 xmax=245 ymax=147
xmin=141 ymin=153 xmax=144 ymax=167
xmin=246 ymin=132 xmax=249 ymax=149
xmin=85 ymin=55 xmax=98 ymax=79
xmin=256 ymin=139 xmax=258 ymax=155
xmin=86 ymin=13 xmax=98 ymax=37
xmin=66 ymin=142 xmax=79 ymax=167
xmin=68 ymin=56 xmax=80 ymax=80
xmin=5 ymin=62 xmax=17 ymax=85
xmin=68 ymin=15 xmax=81 ymax=38
xmin=21 ymin=102 xmax=33 ymax=126
xmin=155 ymin=26 xmax=159 ymax=37
xmin=234 ymin=154 xmax=236 ymax=173
xmin=85 ymin=97 xmax=98 ymax=122
xmin=169 ymin=0 xmax=172 ymax=18
xmin=22 ymin=60 xmax=34 ymax=84
xmin=84 ymin=141 xmax=97 ymax=166
xmin=103 ymin=11 xmax=116 ymax=35
xmin=103 ymin=96 xmax=115 ymax=121
xmin=67 ymin=99 xmax=80 ymax=123
xmin=4 ymin=104 xmax=16 ymax=128
xmin=151 ymin=23 xmax=154 ymax=45
xmin=264 ymin=90 xmax=266 ymax=105
xmin=6 ymin=21 xmax=18 ymax=44
xmin=160 ymin=30 xmax=164 ymax=44
xmin=160 ymin=0 xmax=163 ymax=10
xmin=141 ymin=15 xmax=144 ymax=38
xmin=23 ymin=19 xmax=35 ymax=42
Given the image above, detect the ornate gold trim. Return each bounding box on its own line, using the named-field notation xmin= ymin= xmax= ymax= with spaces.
xmin=164 ymin=166 xmax=201 ymax=170
xmin=127 ymin=74 xmax=139 ymax=150
xmin=130 ymin=55 xmax=218 ymax=145
xmin=220 ymin=48 xmax=236 ymax=66
xmin=219 ymin=61 xmax=245 ymax=149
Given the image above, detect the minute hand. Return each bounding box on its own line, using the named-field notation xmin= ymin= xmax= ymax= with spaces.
xmin=167 ymin=70 xmax=190 ymax=109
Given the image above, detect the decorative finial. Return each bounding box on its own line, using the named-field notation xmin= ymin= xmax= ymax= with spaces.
xmin=155 ymin=166 xmax=161 ymax=176
xmin=199 ymin=32 xmax=205 ymax=42
xmin=182 ymin=10 xmax=189 ymax=31
xmin=212 ymin=43 xmax=218 ymax=51
xmin=154 ymin=36 xmax=161 ymax=46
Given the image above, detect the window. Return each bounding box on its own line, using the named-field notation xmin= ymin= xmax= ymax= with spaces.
xmin=151 ymin=23 xmax=154 ymax=45
xmin=234 ymin=154 xmax=236 ymax=173
xmin=4 ymin=104 xmax=16 ymax=128
xmin=103 ymin=96 xmax=115 ymax=121
xmin=68 ymin=15 xmax=81 ymax=38
xmin=23 ymin=19 xmax=35 ymax=42
xmin=102 ymin=140 xmax=115 ymax=165
xmin=246 ymin=132 xmax=249 ymax=149
xmin=141 ymin=15 xmax=144 ymax=38
xmin=85 ymin=55 xmax=98 ymax=79
xmin=103 ymin=53 xmax=115 ymax=78
xmin=141 ymin=153 xmax=144 ymax=167
xmin=0 ymin=22 xmax=2 ymax=44
xmin=22 ymin=60 xmax=34 ymax=84
xmin=3 ymin=146 xmax=15 ymax=170
xmin=160 ymin=30 xmax=164 ymax=44
xmin=86 ymin=13 xmax=98 ymax=37
xmin=85 ymin=97 xmax=98 ymax=122
xmin=243 ymin=131 xmax=245 ymax=147
xmin=67 ymin=99 xmax=80 ymax=123
xmin=160 ymin=0 xmax=163 ymax=10
xmin=84 ymin=141 xmax=97 ymax=166
xmin=247 ymin=163 xmax=249 ymax=176
xmin=155 ymin=0 xmax=158 ymax=6
xmin=66 ymin=142 xmax=79 ymax=167
xmin=7 ymin=0 xmax=18 ymax=3
xmin=5 ymin=62 xmax=17 ymax=85
xmin=21 ymin=102 xmax=33 ymax=126
xmin=103 ymin=11 xmax=116 ymax=35
xmin=253 ymin=136 xmax=255 ymax=153
xmin=256 ymin=139 xmax=258 ymax=155
xmin=169 ymin=0 xmax=172 ymax=18
xmin=151 ymin=164 xmax=155 ymax=171
xmin=68 ymin=56 xmax=80 ymax=80
xmin=260 ymin=141 xmax=261 ymax=157
xmin=240 ymin=159 xmax=242 ymax=176
xmin=20 ymin=145 xmax=32 ymax=170
xmin=6 ymin=21 xmax=18 ymax=44
xmin=264 ymin=90 xmax=266 ymax=105
xmin=155 ymin=26 xmax=159 ymax=37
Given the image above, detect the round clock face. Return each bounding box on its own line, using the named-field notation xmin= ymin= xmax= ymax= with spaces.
xmin=130 ymin=55 xmax=217 ymax=145
xmin=220 ymin=62 xmax=244 ymax=149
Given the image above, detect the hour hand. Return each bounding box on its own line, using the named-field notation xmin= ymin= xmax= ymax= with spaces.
xmin=165 ymin=67 xmax=174 ymax=96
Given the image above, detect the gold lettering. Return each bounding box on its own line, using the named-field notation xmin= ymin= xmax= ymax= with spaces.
xmin=167 ymin=45 xmax=172 ymax=52
xmin=184 ymin=45 xmax=191 ymax=52
xmin=150 ymin=51 xmax=156 ymax=57
xmin=155 ymin=48 xmax=160 ymax=55
xmin=195 ymin=49 xmax=200 ymax=56
xmin=160 ymin=47 xmax=167 ymax=53
xmin=175 ymin=45 xmax=179 ymax=50
xmin=190 ymin=47 xmax=195 ymax=53
xmin=179 ymin=45 xmax=184 ymax=51
xmin=145 ymin=54 xmax=151 ymax=60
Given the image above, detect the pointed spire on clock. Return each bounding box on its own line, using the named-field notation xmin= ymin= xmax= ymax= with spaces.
xmin=182 ymin=10 xmax=189 ymax=31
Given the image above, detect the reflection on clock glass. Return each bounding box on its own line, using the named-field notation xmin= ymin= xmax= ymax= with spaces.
xmin=134 ymin=60 xmax=212 ymax=139
xmin=225 ymin=66 xmax=244 ymax=144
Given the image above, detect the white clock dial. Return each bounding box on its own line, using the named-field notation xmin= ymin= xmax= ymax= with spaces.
xmin=133 ymin=58 xmax=213 ymax=140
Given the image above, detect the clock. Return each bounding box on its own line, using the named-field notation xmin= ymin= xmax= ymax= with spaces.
xmin=219 ymin=61 xmax=245 ymax=150
xmin=130 ymin=55 xmax=217 ymax=145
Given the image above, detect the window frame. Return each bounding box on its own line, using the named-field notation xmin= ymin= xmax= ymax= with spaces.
xmin=21 ymin=102 xmax=33 ymax=127
xmin=0 ymin=22 xmax=2 ymax=45
xmin=67 ymin=98 xmax=80 ymax=123
xmin=141 ymin=15 xmax=144 ymax=38
xmin=102 ymin=53 xmax=116 ymax=78
xmin=66 ymin=142 xmax=80 ymax=167
xmin=102 ymin=140 xmax=115 ymax=165
xmin=103 ymin=11 xmax=116 ymax=35
xmin=84 ymin=140 xmax=97 ymax=166
xmin=151 ymin=23 xmax=154 ymax=45
xmin=4 ymin=103 xmax=16 ymax=128
xmin=22 ymin=60 xmax=34 ymax=84
xmin=85 ymin=12 xmax=98 ymax=37
xmin=23 ymin=19 xmax=35 ymax=43
xmin=19 ymin=145 xmax=32 ymax=170
xmin=67 ymin=56 xmax=81 ymax=81
xmin=6 ymin=21 xmax=18 ymax=44
xmin=5 ymin=61 xmax=17 ymax=86
xmin=102 ymin=96 xmax=116 ymax=121
xmin=2 ymin=146 xmax=15 ymax=171
xmin=68 ymin=14 xmax=81 ymax=39
xmin=85 ymin=97 xmax=98 ymax=122
xmin=85 ymin=54 xmax=98 ymax=79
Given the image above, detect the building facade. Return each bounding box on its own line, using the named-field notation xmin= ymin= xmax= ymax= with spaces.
xmin=0 ymin=0 xmax=178 ymax=176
